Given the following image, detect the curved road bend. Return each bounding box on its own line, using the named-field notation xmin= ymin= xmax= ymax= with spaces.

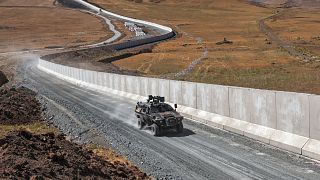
xmin=83 ymin=10 xmax=121 ymax=47
xmin=23 ymin=62 xmax=320 ymax=180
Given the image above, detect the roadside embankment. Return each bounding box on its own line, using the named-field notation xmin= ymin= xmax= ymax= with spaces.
xmin=0 ymin=130 xmax=150 ymax=179
xmin=0 ymin=58 xmax=150 ymax=179
xmin=0 ymin=73 xmax=151 ymax=179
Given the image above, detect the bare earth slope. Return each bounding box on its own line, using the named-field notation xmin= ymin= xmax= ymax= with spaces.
xmin=0 ymin=130 xmax=149 ymax=179
xmin=0 ymin=76 xmax=150 ymax=179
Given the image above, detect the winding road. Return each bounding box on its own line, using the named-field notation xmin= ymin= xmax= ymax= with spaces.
xmin=84 ymin=10 xmax=121 ymax=47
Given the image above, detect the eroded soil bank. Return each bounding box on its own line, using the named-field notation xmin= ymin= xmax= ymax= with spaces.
xmin=0 ymin=130 xmax=150 ymax=179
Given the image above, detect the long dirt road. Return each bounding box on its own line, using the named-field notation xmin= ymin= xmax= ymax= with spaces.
xmin=22 ymin=60 xmax=320 ymax=180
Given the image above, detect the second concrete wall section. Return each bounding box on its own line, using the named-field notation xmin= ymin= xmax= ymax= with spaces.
xmin=211 ymin=85 xmax=229 ymax=116
xmin=181 ymin=82 xmax=197 ymax=109
xmin=159 ymin=79 xmax=170 ymax=99
xmin=148 ymin=78 xmax=159 ymax=96
xmin=126 ymin=76 xmax=137 ymax=94
xmin=276 ymin=92 xmax=310 ymax=137
xmin=169 ymin=80 xmax=182 ymax=104
xmin=113 ymin=75 xmax=121 ymax=91
xmin=310 ymin=95 xmax=320 ymax=141
xmin=250 ymin=89 xmax=277 ymax=129
xmin=140 ymin=77 xmax=149 ymax=97
xmin=196 ymin=83 xmax=212 ymax=112
xmin=229 ymin=87 xmax=251 ymax=122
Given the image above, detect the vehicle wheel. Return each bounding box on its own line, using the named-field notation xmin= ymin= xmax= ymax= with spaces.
xmin=151 ymin=124 xmax=160 ymax=136
xmin=176 ymin=123 xmax=183 ymax=133
xmin=138 ymin=118 xmax=145 ymax=130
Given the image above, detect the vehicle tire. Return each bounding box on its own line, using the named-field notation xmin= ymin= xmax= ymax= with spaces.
xmin=151 ymin=124 xmax=160 ymax=136
xmin=176 ymin=123 xmax=183 ymax=133
xmin=138 ymin=118 xmax=145 ymax=130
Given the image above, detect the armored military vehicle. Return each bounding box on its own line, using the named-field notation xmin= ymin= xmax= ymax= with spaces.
xmin=135 ymin=95 xmax=184 ymax=136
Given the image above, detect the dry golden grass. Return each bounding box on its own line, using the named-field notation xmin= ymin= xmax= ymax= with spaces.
xmin=0 ymin=0 xmax=113 ymax=53
xmin=114 ymin=36 xmax=202 ymax=76
xmin=91 ymin=0 xmax=280 ymax=73
xmin=88 ymin=144 xmax=152 ymax=180
xmin=88 ymin=145 xmax=132 ymax=166
xmin=0 ymin=122 xmax=57 ymax=138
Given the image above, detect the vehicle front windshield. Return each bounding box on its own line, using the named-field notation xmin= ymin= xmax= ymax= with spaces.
xmin=150 ymin=104 xmax=174 ymax=113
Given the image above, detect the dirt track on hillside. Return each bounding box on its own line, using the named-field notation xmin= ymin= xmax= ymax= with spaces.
xmin=259 ymin=10 xmax=316 ymax=62
xmin=253 ymin=0 xmax=320 ymax=62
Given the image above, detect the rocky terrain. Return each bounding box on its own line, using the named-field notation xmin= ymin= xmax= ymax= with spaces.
xmin=0 ymin=130 xmax=149 ymax=179
xmin=0 ymin=71 xmax=8 ymax=87
xmin=0 ymin=87 xmax=42 ymax=125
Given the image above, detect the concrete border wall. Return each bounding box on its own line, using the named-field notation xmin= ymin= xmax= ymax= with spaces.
xmin=310 ymin=95 xmax=320 ymax=140
xmin=38 ymin=59 xmax=320 ymax=161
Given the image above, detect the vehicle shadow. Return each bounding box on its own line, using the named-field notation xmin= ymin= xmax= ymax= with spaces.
xmin=161 ymin=128 xmax=195 ymax=138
